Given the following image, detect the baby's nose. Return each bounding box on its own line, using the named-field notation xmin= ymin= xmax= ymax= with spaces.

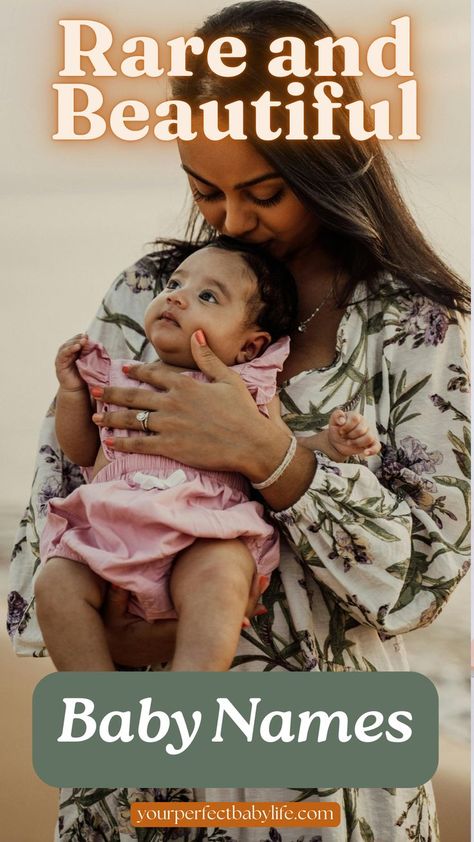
xmin=166 ymin=289 xmax=186 ymax=306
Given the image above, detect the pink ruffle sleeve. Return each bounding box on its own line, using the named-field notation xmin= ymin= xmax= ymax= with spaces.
xmin=235 ymin=335 xmax=290 ymax=411
xmin=76 ymin=340 xmax=112 ymax=388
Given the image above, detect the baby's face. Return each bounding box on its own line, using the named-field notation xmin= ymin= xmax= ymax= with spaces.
xmin=144 ymin=247 xmax=268 ymax=368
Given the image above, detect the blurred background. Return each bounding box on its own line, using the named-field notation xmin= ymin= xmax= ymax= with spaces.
xmin=0 ymin=1 xmax=469 ymax=839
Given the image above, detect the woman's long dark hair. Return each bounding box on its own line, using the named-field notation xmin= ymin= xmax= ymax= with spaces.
xmin=165 ymin=0 xmax=469 ymax=312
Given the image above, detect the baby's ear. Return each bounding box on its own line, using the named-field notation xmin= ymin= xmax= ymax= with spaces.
xmin=235 ymin=331 xmax=271 ymax=363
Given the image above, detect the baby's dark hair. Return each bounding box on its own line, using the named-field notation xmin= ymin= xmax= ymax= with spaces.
xmin=207 ymin=235 xmax=298 ymax=340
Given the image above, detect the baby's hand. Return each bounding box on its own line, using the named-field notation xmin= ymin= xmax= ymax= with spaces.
xmin=55 ymin=334 xmax=88 ymax=392
xmin=328 ymin=410 xmax=381 ymax=459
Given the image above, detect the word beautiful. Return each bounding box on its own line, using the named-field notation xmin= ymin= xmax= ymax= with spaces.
xmin=53 ymin=17 xmax=419 ymax=142
xmin=57 ymin=696 xmax=413 ymax=754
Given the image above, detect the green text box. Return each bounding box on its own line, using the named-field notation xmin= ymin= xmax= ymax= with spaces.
xmin=33 ymin=672 xmax=438 ymax=787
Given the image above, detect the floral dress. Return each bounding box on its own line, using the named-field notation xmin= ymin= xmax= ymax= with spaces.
xmin=8 ymin=249 xmax=470 ymax=842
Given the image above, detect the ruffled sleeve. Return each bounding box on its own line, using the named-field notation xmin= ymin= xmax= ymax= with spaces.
xmin=236 ymin=335 xmax=290 ymax=412
xmin=76 ymin=340 xmax=111 ymax=388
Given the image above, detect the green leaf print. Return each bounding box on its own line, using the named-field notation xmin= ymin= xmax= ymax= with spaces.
xmin=391 ymin=374 xmax=431 ymax=412
xmin=463 ymin=425 xmax=471 ymax=451
xmin=389 ymin=548 xmax=431 ymax=614
xmin=386 ymin=561 xmax=410 ymax=580
xmin=60 ymin=788 xmax=117 ymax=810
xmin=100 ymin=302 xmax=147 ymax=337
xmin=436 ymin=476 xmax=470 ymax=546
xmin=359 ymin=519 xmax=401 ymax=541
xmin=358 ymin=818 xmax=375 ymax=842
xmin=342 ymin=789 xmax=358 ymax=841
xmin=447 ymin=430 xmax=471 ymax=478
xmin=366 ymin=311 xmax=385 ymax=334
xmin=395 ymin=370 xmax=407 ymax=400
xmin=326 ymin=603 xmax=355 ymax=666
xmin=366 ymin=370 xmax=383 ymax=404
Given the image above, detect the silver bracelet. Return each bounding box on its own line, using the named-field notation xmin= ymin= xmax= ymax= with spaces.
xmin=251 ymin=436 xmax=298 ymax=490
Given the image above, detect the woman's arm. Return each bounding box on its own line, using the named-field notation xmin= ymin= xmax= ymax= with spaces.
xmin=272 ymin=309 xmax=470 ymax=635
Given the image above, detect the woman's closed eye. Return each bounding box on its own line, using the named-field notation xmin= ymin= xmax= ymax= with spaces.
xmin=191 ymin=187 xmax=285 ymax=208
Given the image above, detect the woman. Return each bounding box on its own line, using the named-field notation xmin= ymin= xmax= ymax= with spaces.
xmin=8 ymin=1 xmax=469 ymax=839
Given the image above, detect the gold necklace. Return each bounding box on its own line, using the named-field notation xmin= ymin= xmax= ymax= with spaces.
xmin=297 ymin=277 xmax=336 ymax=333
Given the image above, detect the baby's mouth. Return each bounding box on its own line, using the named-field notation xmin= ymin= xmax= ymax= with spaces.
xmin=159 ymin=311 xmax=181 ymax=327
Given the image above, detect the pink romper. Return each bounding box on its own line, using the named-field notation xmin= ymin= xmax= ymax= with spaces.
xmin=40 ymin=338 xmax=289 ymax=621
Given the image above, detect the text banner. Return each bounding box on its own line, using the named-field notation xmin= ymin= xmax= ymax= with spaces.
xmin=33 ymin=672 xmax=438 ymax=787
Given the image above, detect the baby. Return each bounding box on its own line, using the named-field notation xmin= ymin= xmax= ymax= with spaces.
xmin=35 ymin=237 xmax=380 ymax=672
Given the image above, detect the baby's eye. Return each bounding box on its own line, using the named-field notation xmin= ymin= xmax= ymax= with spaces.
xmin=199 ymin=290 xmax=218 ymax=303
xmin=165 ymin=279 xmax=180 ymax=290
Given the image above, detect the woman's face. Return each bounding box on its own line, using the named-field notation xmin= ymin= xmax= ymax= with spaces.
xmin=177 ymin=133 xmax=320 ymax=260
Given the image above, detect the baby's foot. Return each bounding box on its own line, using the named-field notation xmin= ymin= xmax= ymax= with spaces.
xmin=329 ymin=410 xmax=381 ymax=458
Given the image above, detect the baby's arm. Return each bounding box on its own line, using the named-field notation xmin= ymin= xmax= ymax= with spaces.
xmin=269 ymin=397 xmax=380 ymax=463
xmin=313 ymin=410 xmax=381 ymax=462
xmin=55 ymin=335 xmax=100 ymax=466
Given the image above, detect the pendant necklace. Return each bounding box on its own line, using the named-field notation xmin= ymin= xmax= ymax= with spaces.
xmin=297 ymin=275 xmax=337 ymax=333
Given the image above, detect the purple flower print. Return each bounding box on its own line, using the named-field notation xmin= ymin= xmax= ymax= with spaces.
xmin=6 ymin=591 xmax=28 ymax=638
xmin=61 ymin=460 xmax=84 ymax=496
xmin=275 ymin=510 xmax=298 ymax=526
xmin=423 ymin=308 xmax=449 ymax=346
xmin=447 ymin=364 xmax=470 ymax=393
xmin=398 ymin=436 xmax=443 ymax=475
xmin=37 ymin=479 xmax=61 ymax=516
xmin=382 ymin=438 xmax=460 ymax=525
xmin=328 ymin=529 xmax=373 ymax=573
xmin=378 ymin=437 xmax=442 ymax=509
xmin=298 ymin=630 xmax=319 ymax=671
xmin=430 ymin=394 xmax=450 ymax=412
xmin=125 ymin=265 xmax=154 ymax=294
xmin=396 ymin=296 xmax=450 ymax=348
xmin=314 ymin=452 xmax=342 ymax=475
xmin=379 ymin=437 xmax=441 ymax=482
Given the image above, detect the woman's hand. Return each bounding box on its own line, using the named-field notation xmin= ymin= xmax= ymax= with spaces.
xmin=92 ymin=331 xmax=291 ymax=481
xmin=103 ymin=572 xmax=270 ymax=668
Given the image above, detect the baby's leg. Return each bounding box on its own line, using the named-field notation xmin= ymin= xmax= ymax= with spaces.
xmin=35 ymin=558 xmax=114 ymax=671
xmin=169 ymin=538 xmax=255 ymax=672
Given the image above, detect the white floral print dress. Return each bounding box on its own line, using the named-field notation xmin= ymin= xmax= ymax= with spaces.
xmin=8 ymin=249 xmax=470 ymax=842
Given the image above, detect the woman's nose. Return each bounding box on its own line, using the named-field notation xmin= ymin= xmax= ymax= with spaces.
xmin=222 ymin=200 xmax=257 ymax=238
